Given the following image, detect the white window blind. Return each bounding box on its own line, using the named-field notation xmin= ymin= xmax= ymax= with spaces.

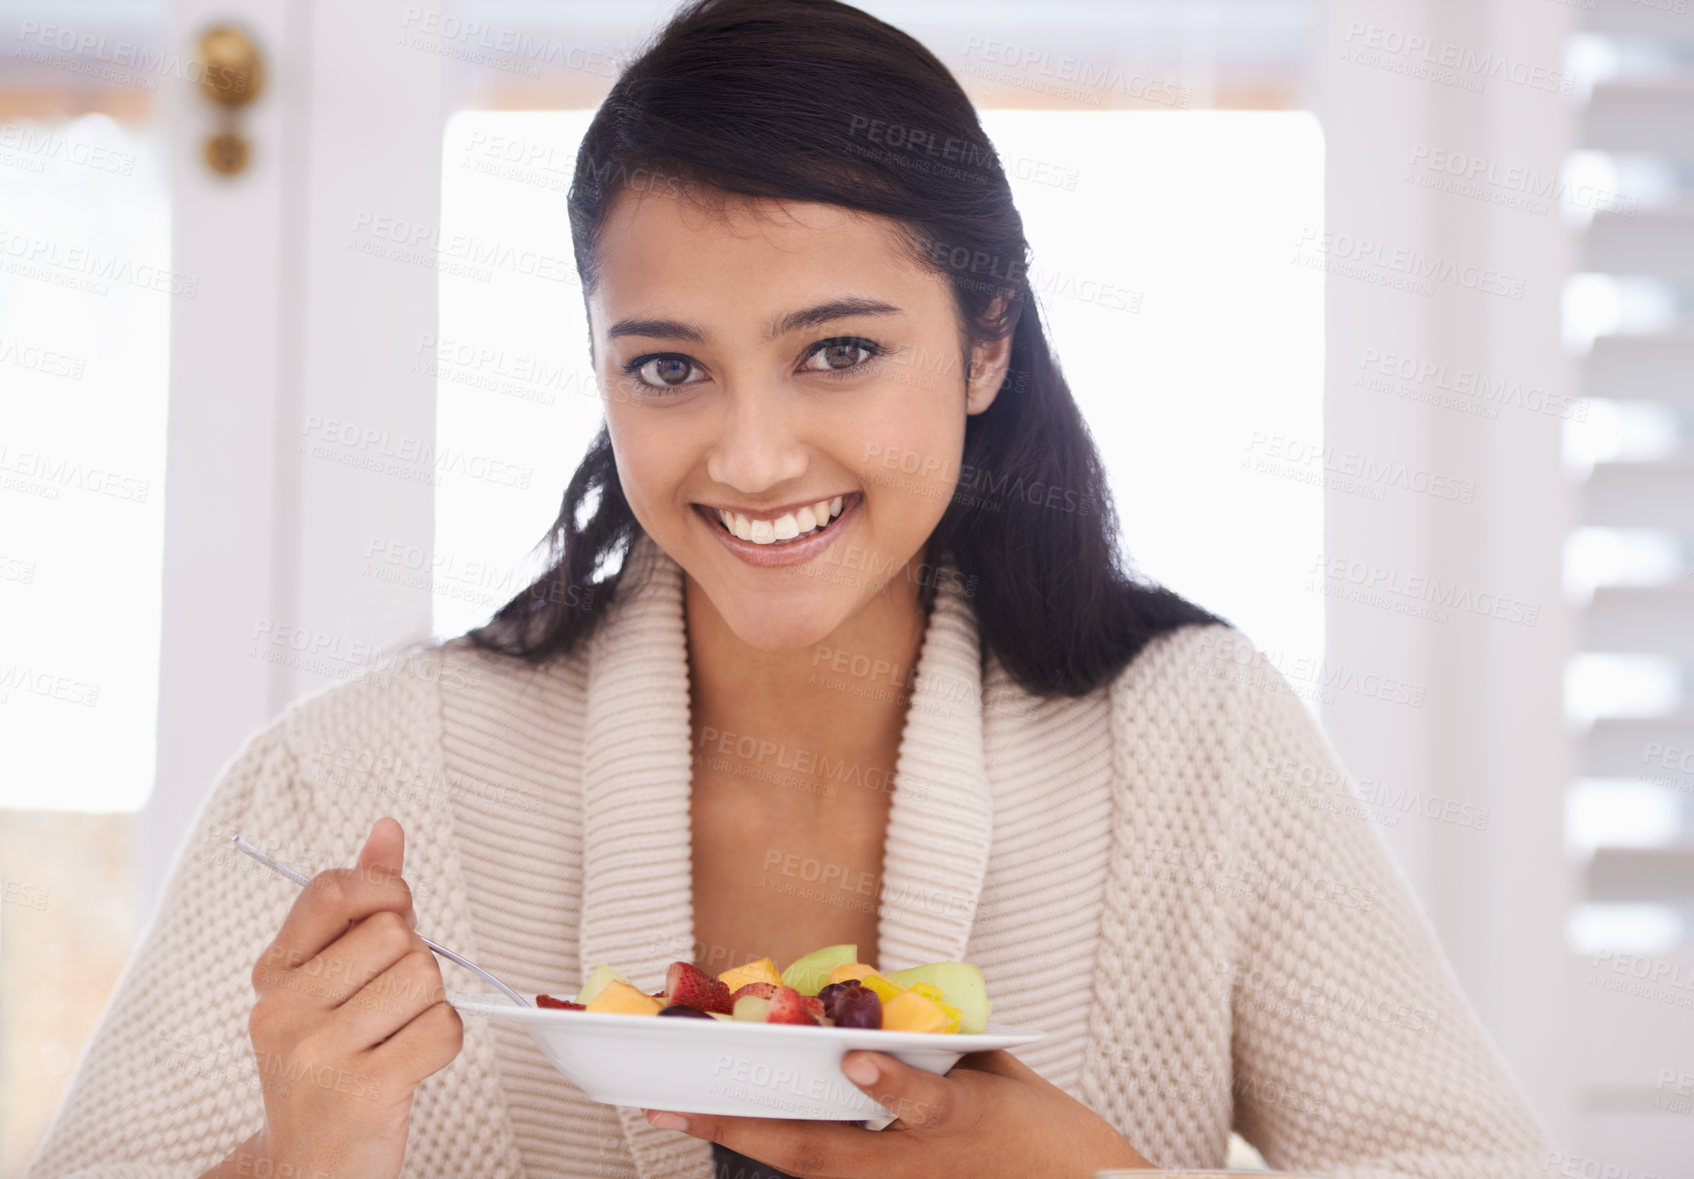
xmin=1564 ymin=0 xmax=1694 ymax=1150
xmin=1568 ymin=1 xmax=1694 ymax=948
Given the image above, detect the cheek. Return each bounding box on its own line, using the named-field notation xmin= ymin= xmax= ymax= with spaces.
xmin=849 ymin=395 xmax=966 ymax=527
xmin=604 ymin=408 xmax=689 ymax=523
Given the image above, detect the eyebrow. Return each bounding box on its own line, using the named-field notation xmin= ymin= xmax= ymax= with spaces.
xmin=606 ymin=296 xmax=903 ymax=344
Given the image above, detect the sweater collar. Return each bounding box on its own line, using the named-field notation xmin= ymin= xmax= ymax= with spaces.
xmin=579 ymin=532 xmax=994 ymax=1177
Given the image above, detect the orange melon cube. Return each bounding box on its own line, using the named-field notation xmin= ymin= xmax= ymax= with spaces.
xmin=585 ymin=979 xmax=665 ymax=1016
xmin=826 ymin=962 xmax=880 ymax=987
xmin=881 ymin=989 xmax=950 ymax=1033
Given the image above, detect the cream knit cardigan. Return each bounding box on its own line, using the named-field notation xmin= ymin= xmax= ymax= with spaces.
xmin=26 ymin=534 xmax=1553 ymax=1178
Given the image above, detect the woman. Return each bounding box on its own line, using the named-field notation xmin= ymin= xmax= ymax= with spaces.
xmin=25 ymin=1 xmax=1554 ymax=1177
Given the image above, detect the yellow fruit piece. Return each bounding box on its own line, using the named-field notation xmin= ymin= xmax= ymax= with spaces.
xmin=937 ymin=999 xmax=963 ymax=1034
xmin=718 ymin=957 xmax=783 ymax=991
xmin=585 ymin=980 xmax=664 ymax=1016
xmin=827 ymin=962 xmax=880 ymax=987
xmin=881 ymin=989 xmax=949 ymax=1034
xmin=858 ymin=974 xmax=903 ymax=1002
xmin=910 ymin=982 xmax=945 ymax=1002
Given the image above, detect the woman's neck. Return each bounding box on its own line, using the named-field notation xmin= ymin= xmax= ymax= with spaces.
xmin=683 ymin=573 xmax=928 ymax=773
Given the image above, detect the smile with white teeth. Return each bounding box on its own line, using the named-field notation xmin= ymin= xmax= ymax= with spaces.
xmin=711 ymin=495 xmax=847 ymax=545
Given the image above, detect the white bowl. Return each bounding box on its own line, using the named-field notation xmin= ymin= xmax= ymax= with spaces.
xmin=449 ymin=992 xmax=1047 ymax=1121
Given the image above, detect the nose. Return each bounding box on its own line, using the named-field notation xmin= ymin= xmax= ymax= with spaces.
xmin=703 ymin=385 xmax=809 ymax=495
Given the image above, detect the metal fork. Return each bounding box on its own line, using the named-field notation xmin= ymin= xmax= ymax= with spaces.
xmin=230 ymin=833 xmax=532 ymax=1008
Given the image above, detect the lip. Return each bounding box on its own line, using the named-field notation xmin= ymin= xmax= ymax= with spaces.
xmin=693 ymin=492 xmax=861 ymax=568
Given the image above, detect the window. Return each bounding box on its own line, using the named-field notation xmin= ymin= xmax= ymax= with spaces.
xmin=0 ymin=3 xmax=172 ymax=1166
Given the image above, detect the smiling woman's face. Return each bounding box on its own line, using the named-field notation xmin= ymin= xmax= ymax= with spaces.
xmin=588 ymin=188 xmax=1008 ymax=652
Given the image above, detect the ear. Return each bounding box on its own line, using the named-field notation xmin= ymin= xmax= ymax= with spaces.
xmin=964 ymin=295 xmax=1015 ymax=416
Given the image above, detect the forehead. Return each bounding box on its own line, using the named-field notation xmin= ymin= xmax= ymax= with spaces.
xmin=588 ymin=188 xmax=932 ymax=324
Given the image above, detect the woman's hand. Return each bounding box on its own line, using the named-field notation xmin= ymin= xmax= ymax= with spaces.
xmin=642 ymin=1047 xmax=1153 ymax=1178
xmin=214 ymin=818 xmax=464 ymax=1179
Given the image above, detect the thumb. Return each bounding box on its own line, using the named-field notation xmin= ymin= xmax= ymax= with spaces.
xmin=356 ymin=817 xmax=414 ymax=925
xmin=841 ymin=1051 xmax=958 ymax=1132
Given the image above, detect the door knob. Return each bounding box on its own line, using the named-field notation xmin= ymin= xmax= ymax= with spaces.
xmin=194 ymin=25 xmax=264 ymax=176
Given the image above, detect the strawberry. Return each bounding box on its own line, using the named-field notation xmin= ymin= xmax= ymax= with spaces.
xmin=765 ymin=985 xmax=821 ymax=1025
xmin=536 ymin=994 xmax=585 ymax=1010
xmin=729 ymin=981 xmax=780 ymax=1003
xmin=665 ymin=961 xmax=734 ymax=1014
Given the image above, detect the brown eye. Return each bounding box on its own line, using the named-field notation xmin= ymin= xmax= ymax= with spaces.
xmin=632 ymin=355 xmax=702 ymax=388
xmin=801 ymin=338 xmax=878 ymax=374
xmin=822 ymin=342 xmax=861 ymax=369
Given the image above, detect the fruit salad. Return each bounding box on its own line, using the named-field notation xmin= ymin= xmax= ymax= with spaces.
xmin=535 ymin=943 xmax=989 ymax=1034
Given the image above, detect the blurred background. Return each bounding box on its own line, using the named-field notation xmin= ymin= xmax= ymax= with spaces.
xmin=0 ymin=0 xmax=1689 ymax=1174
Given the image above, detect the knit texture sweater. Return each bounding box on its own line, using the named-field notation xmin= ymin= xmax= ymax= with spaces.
xmin=25 ymin=533 xmax=1553 ymax=1178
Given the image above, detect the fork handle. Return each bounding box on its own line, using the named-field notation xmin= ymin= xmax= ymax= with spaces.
xmin=230 ymin=834 xmax=533 ymax=1007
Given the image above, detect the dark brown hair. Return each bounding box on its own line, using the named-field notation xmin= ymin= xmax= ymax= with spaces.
xmin=465 ymin=0 xmax=1226 ymax=695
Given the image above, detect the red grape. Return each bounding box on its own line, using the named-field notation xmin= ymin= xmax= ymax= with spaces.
xmin=828 ymin=984 xmax=881 ymax=1029
xmin=658 ymin=1003 xmax=714 ymax=1018
xmin=816 ymin=980 xmax=855 ymax=1019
